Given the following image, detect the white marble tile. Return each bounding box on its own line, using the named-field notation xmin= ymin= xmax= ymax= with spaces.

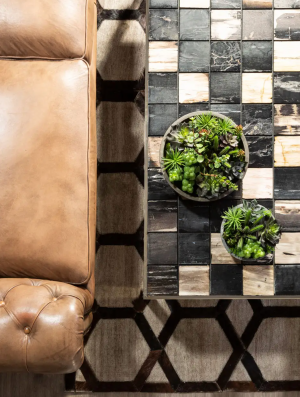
xmin=179 ymin=266 xmax=210 ymax=296
xmin=179 ymin=73 xmax=209 ymax=103
xmin=274 ymin=42 xmax=300 ymax=72
xmin=275 ymin=233 xmax=300 ymax=264
xmin=275 ymin=136 xmax=300 ymax=167
xmin=149 ymin=41 xmax=178 ymax=72
xmin=243 ymin=266 xmax=274 ymax=296
xmin=243 ymin=168 xmax=273 ymax=198
xmin=211 ymin=10 xmax=242 ymax=41
xmin=242 ymin=73 xmax=272 ymax=103
xmin=180 ymin=0 xmax=210 ymax=7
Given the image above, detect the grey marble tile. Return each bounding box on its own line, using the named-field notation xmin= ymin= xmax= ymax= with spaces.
xmin=149 ymin=73 xmax=178 ymax=104
xmin=180 ymin=9 xmax=209 ymax=40
xmin=242 ymin=104 xmax=273 ymax=135
xmin=274 ymin=167 xmax=300 ymax=199
xmin=150 ymin=0 xmax=178 ymax=7
xmin=211 ymin=72 xmax=241 ymax=103
xmin=148 ymin=265 xmax=178 ymax=296
xmin=246 ymin=136 xmax=273 ymax=167
xmin=242 ymin=41 xmax=272 ymax=72
xmin=178 ymin=233 xmax=210 ymax=265
xmin=211 ymin=0 xmax=242 ymax=8
xmin=149 ymin=9 xmax=178 ymax=41
xmin=243 ymin=10 xmax=273 ymax=40
xmin=210 ymin=104 xmax=241 ymax=124
xmin=179 ymin=103 xmax=209 ymax=117
xmin=148 ymin=168 xmax=177 ymax=200
xmin=211 ymin=41 xmax=241 ymax=72
xmin=274 ymin=73 xmax=300 ymax=104
xmin=275 ymin=10 xmax=300 ymax=40
xmin=274 ymin=0 xmax=300 ymax=7
xmin=149 ymin=104 xmax=178 ymax=136
xmin=211 ymin=10 xmax=242 ymax=40
xmin=179 ymin=41 xmax=210 ymax=72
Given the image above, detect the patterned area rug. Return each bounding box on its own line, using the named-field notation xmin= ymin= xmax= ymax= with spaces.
xmin=64 ymin=0 xmax=300 ymax=394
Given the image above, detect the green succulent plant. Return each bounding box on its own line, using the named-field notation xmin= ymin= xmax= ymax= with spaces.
xmin=222 ymin=207 xmax=244 ymax=231
xmin=162 ymin=145 xmax=185 ymax=171
xmin=189 ymin=113 xmax=218 ymax=131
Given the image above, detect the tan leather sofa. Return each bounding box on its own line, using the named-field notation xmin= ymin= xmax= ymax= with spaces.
xmin=0 ymin=0 xmax=97 ymax=373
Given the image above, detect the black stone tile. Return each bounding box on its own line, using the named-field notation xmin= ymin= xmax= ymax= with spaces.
xmin=148 ymin=168 xmax=177 ymax=200
xmin=149 ymin=104 xmax=178 ymax=136
xmin=246 ymin=136 xmax=273 ymax=168
xmin=179 ymin=233 xmax=210 ymax=265
xmin=178 ymin=199 xmax=210 ymax=233
xmin=274 ymin=73 xmax=300 ymax=104
xmin=211 ymin=41 xmax=241 ymax=72
xmin=275 ymin=265 xmax=300 ymax=295
xmin=149 ymin=73 xmax=178 ymax=104
xmin=256 ymin=199 xmax=274 ymax=209
xmin=275 ymin=10 xmax=300 ymax=40
xmin=243 ymin=10 xmax=273 ymax=40
xmin=149 ymin=9 xmax=178 ymax=41
xmin=179 ymin=103 xmax=209 ymax=117
xmin=211 ymin=0 xmax=242 ymax=8
xmin=210 ymin=104 xmax=241 ymax=124
xmin=242 ymin=104 xmax=273 ymax=136
xmin=274 ymin=168 xmax=300 ymax=199
xmin=211 ymin=72 xmax=241 ymax=104
xmin=180 ymin=10 xmax=209 ymax=40
xmin=148 ymin=200 xmax=178 ymax=232
xmin=242 ymin=41 xmax=272 ymax=72
xmin=210 ymin=265 xmax=243 ymax=295
xmin=209 ymin=199 xmax=241 ymax=232
xmin=150 ymin=0 xmax=178 ymax=8
xmin=179 ymin=41 xmax=210 ymax=73
xmin=148 ymin=265 xmax=178 ymax=296
xmin=274 ymin=104 xmax=300 ymax=136
xmin=148 ymin=233 xmax=177 ymax=264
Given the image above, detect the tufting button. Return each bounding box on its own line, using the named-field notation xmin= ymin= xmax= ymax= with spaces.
xmin=24 ymin=326 xmax=31 ymax=334
xmin=0 ymin=301 xmax=5 ymax=307
xmin=53 ymin=297 xmax=57 ymax=302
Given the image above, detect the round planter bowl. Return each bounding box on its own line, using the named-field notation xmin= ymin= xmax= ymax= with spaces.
xmin=159 ymin=111 xmax=249 ymax=202
xmin=220 ymin=204 xmax=273 ymax=262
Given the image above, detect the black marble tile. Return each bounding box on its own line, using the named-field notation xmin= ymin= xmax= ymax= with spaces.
xmin=243 ymin=10 xmax=273 ymax=40
xmin=210 ymin=104 xmax=241 ymax=124
xmin=211 ymin=41 xmax=241 ymax=72
xmin=148 ymin=168 xmax=177 ymax=200
xmin=246 ymin=136 xmax=273 ymax=168
xmin=149 ymin=9 xmax=178 ymax=41
xmin=274 ymin=73 xmax=300 ymax=104
xmin=209 ymin=200 xmax=241 ymax=232
xmin=179 ymin=41 xmax=210 ymax=73
xmin=274 ymin=104 xmax=300 ymax=135
xmin=256 ymin=199 xmax=274 ymax=209
xmin=210 ymin=265 xmax=243 ymax=295
xmin=149 ymin=73 xmax=178 ymax=104
xmin=148 ymin=265 xmax=178 ymax=296
xmin=148 ymin=200 xmax=178 ymax=232
xmin=178 ymin=199 xmax=210 ymax=233
xmin=211 ymin=0 xmax=242 ymax=7
xmin=180 ymin=10 xmax=209 ymax=40
xmin=148 ymin=233 xmax=177 ymax=264
xmin=242 ymin=104 xmax=273 ymax=136
xmin=211 ymin=72 xmax=241 ymax=104
xmin=179 ymin=103 xmax=209 ymax=117
xmin=275 ymin=265 xmax=300 ymax=295
xmin=242 ymin=41 xmax=272 ymax=72
xmin=179 ymin=233 xmax=210 ymax=265
xmin=149 ymin=104 xmax=178 ymax=136
xmin=274 ymin=168 xmax=300 ymax=199
xmin=150 ymin=0 xmax=178 ymax=8
xmin=275 ymin=10 xmax=300 ymax=40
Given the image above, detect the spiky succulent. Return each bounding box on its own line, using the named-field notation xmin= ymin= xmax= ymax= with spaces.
xmin=222 ymin=207 xmax=245 ymax=231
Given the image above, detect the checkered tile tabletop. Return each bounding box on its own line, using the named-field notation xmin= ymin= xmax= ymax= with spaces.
xmin=145 ymin=0 xmax=300 ymax=298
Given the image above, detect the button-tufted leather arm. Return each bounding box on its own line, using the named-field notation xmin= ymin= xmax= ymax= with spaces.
xmin=0 ymin=279 xmax=93 ymax=373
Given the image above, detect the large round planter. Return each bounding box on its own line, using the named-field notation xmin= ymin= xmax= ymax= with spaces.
xmin=159 ymin=111 xmax=249 ymax=202
xmin=221 ymin=203 xmax=273 ymax=262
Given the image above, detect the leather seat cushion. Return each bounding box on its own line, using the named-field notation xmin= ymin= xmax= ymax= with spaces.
xmin=0 ymin=0 xmax=95 ymax=61
xmin=0 ymin=278 xmax=93 ymax=373
xmin=0 ymin=60 xmax=93 ymax=284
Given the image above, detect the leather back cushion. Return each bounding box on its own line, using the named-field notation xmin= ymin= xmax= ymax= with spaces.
xmin=0 ymin=60 xmax=94 ymax=284
xmin=0 ymin=0 xmax=94 ymax=61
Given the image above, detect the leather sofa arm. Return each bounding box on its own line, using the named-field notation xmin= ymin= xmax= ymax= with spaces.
xmin=0 ymin=279 xmax=93 ymax=373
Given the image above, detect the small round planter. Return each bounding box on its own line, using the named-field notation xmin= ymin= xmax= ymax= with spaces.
xmin=159 ymin=111 xmax=249 ymax=202
xmin=220 ymin=203 xmax=274 ymax=262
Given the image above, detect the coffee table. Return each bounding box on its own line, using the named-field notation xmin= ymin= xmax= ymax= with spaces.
xmin=144 ymin=0 xmax=300 ymax=298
